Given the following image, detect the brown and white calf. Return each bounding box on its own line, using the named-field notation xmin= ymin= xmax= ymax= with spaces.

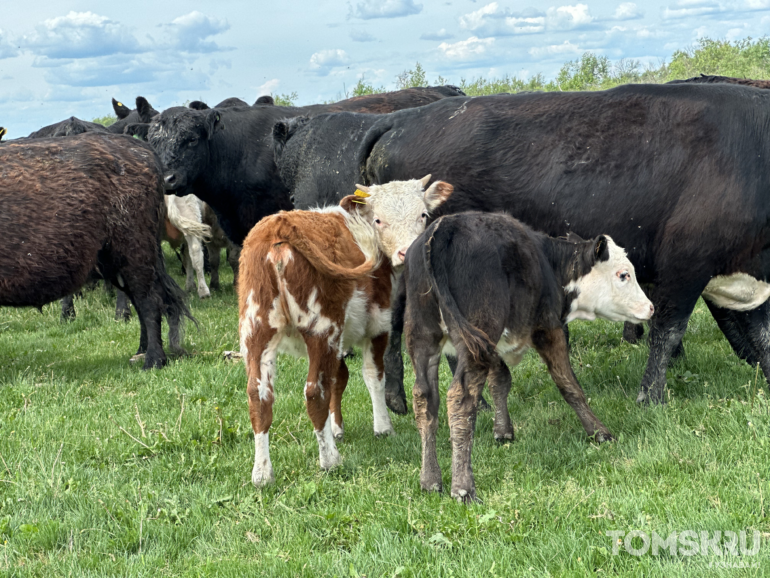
xmin=397 ymin=212 xmax=654 ymax=503
xmin=164 ymin=194 xmax=212 ymax=298
xmin=238 ymin=175 xmax=452 ymax=486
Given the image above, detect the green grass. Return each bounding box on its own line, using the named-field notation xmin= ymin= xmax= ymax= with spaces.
xmin=1 ymin=249 xmax=769 ymax=577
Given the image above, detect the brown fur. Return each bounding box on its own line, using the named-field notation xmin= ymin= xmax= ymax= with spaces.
xmin=0 ymin=133 xmax=192 ymax=369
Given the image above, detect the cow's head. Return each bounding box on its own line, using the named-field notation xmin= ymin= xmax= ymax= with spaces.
xmin=148 ymin=107 xmax=224 ymax=194
xmin=565 ymin=235 xmax=654 ymax=323
xmin=340 ymin=175 xmax=453 ymax=269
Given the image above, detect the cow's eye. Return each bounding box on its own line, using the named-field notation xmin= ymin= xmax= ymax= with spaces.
xmin=421 ymin=213 xmax=428 ymax=220
xmin=189 ymin=138 xmax=198 ymax=147
xmin=618 ymin=271 xmax=630 ymax=282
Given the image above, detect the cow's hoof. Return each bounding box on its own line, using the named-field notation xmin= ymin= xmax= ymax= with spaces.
xmin=451 ymin=488 xmax=480 ymax=504
xmin=252 ymin=468 xmax=275 ymax=488
xmin=494 ymin=431 xmax=514 ymax=443
xmin=374 ymin=426 xmax=396 ymax=438
xmin=385 ymin=391 xmax=408 ymax=415
xmin=141 ymin=354 xmax=166 ymax=370
xmin=594 ymin=431 xmax=615 ymax=443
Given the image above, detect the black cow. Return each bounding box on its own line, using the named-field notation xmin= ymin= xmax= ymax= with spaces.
xmin=353 ymin=83 xmax=770 ymax=406
xmin=27 ymin=116 xmax=108 ymax=138
xmin=399 ymin=212 xmax=653 ymax=501
xmin=189 ymin=97 xmax=250 ymax=110
xmin=150 ymin=86 xmax=466 ymax=245
xmin=668 ymin=73 xmax=770 ymax=89
xmin=0 ymin=133 xmax=193 ymax=369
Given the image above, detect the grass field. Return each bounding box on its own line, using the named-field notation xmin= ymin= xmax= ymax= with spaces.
xmin=1 ymin=249 xmax=769 ymax=577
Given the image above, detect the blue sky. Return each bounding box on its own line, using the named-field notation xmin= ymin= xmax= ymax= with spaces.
xmin=1 ymin=0 xmax=770 ymax=136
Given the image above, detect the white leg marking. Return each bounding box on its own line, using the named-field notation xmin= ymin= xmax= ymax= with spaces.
xmin=315 ymin=414 xmax=341 ymax=470
xmin=330 ymin=410 xmax=344 ymax=439
xmin=259 ymin=335 xmax=280 ymax=401
xmin=252 ymin=432 xmax=274 ymax=487
xmin=188 ymin=236 xmax=210 ymax=298
xmin=362 ymin=341 xmax=395 ymax=436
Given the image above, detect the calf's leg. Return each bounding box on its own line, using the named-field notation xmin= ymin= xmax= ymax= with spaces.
xmin=362 ymin=334 xmax=395 ymax=436
xmin=533 ymin=327 xmax=612 ymax=442
xmin=186 ymin=237 xmax=210 ymax=299
xmin=60 ymin=295 xmax=76 ymax=322
xmin=115 ymin=289 xmax=131 ymax=321
xmin=245 ymin=329 xmax=279 ymax=487
xmin=304 ymin=337 xmax=342 ymax=471
xmin=487 ymin=356 xmax=514 ymax=441
xmin=329 ymin=359 xmax=349 ymax=440
xmin=410 ymin=341 xmax=443 ymax=493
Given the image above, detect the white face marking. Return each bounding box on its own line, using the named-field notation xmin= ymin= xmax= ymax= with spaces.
xmin=564 ymin=237 xmax=653 ymax=323
xmin=362 ymin=341 xmax=395 ymax=436
xmin=702 ymin=273 xmax=770 ymax=311
xmin=252 ymin=432 xmax=274 ymax=487
xmin=315 ymin=414 xmax=342 ymax=470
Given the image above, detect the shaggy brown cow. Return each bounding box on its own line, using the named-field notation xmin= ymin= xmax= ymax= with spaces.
xmin=239 ymin=176 xmax=452 ymax=486
xmin=0 ymin=133 xmax=193 ymax=369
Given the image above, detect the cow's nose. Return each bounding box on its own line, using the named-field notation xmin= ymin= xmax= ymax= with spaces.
xmin=649 ymin=303 xmax=655 ymax=316
xmin=164 ymin=173 xmax=176 ymax=186
xmin=397 ymin=249 xmax=406 ymax=261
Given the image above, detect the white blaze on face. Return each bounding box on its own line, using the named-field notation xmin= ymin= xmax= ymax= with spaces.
xmin=565 ymin=236 xmax=654 ymax=323
xmin=350 ymin=175 xmax=453 ymax=268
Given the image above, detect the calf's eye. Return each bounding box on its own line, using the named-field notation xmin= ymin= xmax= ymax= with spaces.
xmin=374 ymin=219 xmax=382 ymax=225
xmin=618 ymin=271 xmax=630 ymax=282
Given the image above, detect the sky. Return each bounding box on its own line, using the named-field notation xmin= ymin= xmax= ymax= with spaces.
xmin=1 ymin=0 xmax=770 ymax=136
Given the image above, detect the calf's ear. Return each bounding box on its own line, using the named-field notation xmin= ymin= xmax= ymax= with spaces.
xmin=189 ymin=100 xmax=210 ymax=110
xmin=340 ymin=192 xmax=373 ymax=217
xmin=205 ymin=110 xmax=224 ymax=139
xmin=136 ymin=97 xmax=156 ymax=123
xmin=423 ymin=181 xmax=454 ymax=210
xmin=255 ymin=95 xmax=275 ymax=105
xmin=112 ymin=98 xmax=130 ymax=119
xmin=593 ymin=235 xmax=609 ymax=262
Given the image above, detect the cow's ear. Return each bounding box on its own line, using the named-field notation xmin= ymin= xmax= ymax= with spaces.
xmin=423 ymin=181 xmax=453 ymax=210
xmin=593 ymin=235 xmax=609 ymax=262
xmin=340 ymin=194 xmax=372 ymax=217
xmin=189 ymin=100 xmax=210 ymax=110
xmin=205 ymin=110 xmax=224 ymax=139
xmin=255 ymin=95 xmax=274 ymax=105
xmin=112 ymin=98 xmax=130 ymax=119
xmin=136 ymin=96 xmax=156 ymax=123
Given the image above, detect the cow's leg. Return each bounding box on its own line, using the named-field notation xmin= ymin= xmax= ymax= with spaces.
xmin=115 ymin=289 xmax=131 ymax=321
xmin=245 ymin=329 xmax=279 ymax=487
xmin=623 ymin=322 xmax=645 ymax=344
xmin=130 ymin=292 xmax=166 ymax=369
xmin=635 ymin=293 xmax=699 ymax=405
xmin=227 ymin=244 xmax=241 ymax=288
xmin=446 ymin=353 xmax=492 ymax=411
xmin=208 ymin=244 xmax=221 ymax=291
xmin=705 ymin=299 xmax=770 ymax=385
xmin=304 ymin=338 xmax=341 ymax=470
xmin=534 ymin=327 xmax=612 ymax=441
xmin=362 ymin=334 xmax=395 ymax=436
xmin=488 ymin=356 xmax=514 ymax=441
xmin=104 ymin=279 xmax=115 ymax=297
xmin=329 ymin=358 xmax=349 ymax=440
xmin=60 ymin=295 xmax=76 ymax=322
xmin=384 ymin=324 xmax=408 ymax=416
xmin=446 ymin=353 xmax=487 ymax=503
xmin=186 ymin=237 xmax=210 ymax=299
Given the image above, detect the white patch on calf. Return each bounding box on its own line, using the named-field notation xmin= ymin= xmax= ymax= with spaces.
xmin=564 ymin=237 xmax=652 ymax=323
xmin=341 ymin=289 xmax=369 ymax=349
xmin=239 ymin=290 xmax=261 ymax=360
xmin=252 ymin=432 xmax=274 ymax=487
xmin=362 ymin=342 xmax=395 ymax=436
xmin=315 ymin=414 xmax=342 ymax=470
xmin=702 ymin=273 xmax=770 ymax=311
xmin=259 ymin=334 xmax=280 ymax=402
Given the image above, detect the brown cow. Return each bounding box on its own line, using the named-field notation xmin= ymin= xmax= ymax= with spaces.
xmin=239 ymin=176 xmax=452 ymax=486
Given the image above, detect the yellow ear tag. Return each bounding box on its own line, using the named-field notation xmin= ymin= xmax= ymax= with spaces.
xmin=351 ymin=198 xmax=367 ymax=204
xmin=354 ymin=189 xmax=370 ymax=198
xmin=117 ymin=102 xmax=123 ymax=107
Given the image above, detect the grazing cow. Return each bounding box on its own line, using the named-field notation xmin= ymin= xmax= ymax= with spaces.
xmin=239 ymin=176 xmax=452 ymax=486
xmin=400 ymin=212 xmax=653 ymax=502
xmin=164 ymin=195 xmax=212 ymax=299
xmin=0 ymin=133 xmax=193 ymax=369
xmin=333 ymin=83 xmax=770 ymax=407
xmin=150 ymin=86 xmax=466 ymax=245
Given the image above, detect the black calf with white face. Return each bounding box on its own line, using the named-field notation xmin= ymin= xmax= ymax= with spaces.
xmin=399 ymin=212 xmax=652 ymax=503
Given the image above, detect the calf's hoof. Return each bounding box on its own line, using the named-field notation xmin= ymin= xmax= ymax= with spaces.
xmin=141 ymin=354 xmax=166 ymax=370
xmin=330 ymin=415 xmax=344 ymax=440
xmin=451 ymin=487 xmax=480 ymax=504
xmin=636 ymin=387 xmax=665 ymax=406
xmin=494 ymin=431 xmax=515 ymax=443
xmin=385 ymin=389 xmax=408 ymax=415
xmin=420 ymin=470 xmax=443 ymax=493
xmin=374 ymin=425 xmax=396 ymax=438
xmin=593 ymin=431 xmax=615 ymax=443
xmin=198 ymin=289 xmax=211 ymax=299
xmin=319 ymin=449 xmax=342 ymax=471
xmin=252 ymin=467 xmax=275 ymax=488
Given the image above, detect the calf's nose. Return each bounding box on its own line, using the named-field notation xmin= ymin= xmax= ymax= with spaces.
xmin=397 ymin=249 xmax=406 ymax=262
xmin=164 ymin=173 xmax=176 ymax=187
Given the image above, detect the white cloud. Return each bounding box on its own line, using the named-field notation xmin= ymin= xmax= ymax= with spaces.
xmin=257 ymin=79 xmax=280 ymax=96
xmin=439 ymin=36 xmax=494 ymax=60
xmin=309 ymin=49 xmax=350 ymax=75
xmin=611 ymin=3 xmax=644 ymax=20
xmin=163 ymin=11 xmax=230 ymax=53
xmin=420 ymin=29 xmax=453 ymax=41
xmin=547 ymin=4 xmax=593 ymax=29
xmin=528 ymin=40 xmax=581 ymax=57
xmin=663 ymin=1 xmax=721 ymax=19
xmin=744 ymin=0 xmax=770 ymax=9
xmin=0 ymin=29 xmax=19 ymax=59
xmin=350 ymin=29 xmax=376 ymax=42
xmin=21 ymin=11 xmax=141 ymax=59
xmin=349 ymin=0 xmax=423 ymax=20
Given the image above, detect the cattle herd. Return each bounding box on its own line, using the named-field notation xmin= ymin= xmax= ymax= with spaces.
xmin=2 ymin=74 xmax=770 ymax=502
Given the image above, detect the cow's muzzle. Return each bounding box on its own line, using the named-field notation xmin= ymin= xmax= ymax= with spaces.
xmin=163 ymin=171 xmax=186 ymax=191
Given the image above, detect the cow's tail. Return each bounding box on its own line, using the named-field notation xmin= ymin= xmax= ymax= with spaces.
xmin=283 ymin=220 xmax=379 ymax=280
xmin=165 ymin=196 xmax=212 ymax=242
xmin=155 ymin=241 xmax=197 ymax=354
xmin=423 ymin=219 xmax=496 ymax=364
xmin=357 ymin=118 xmax=395 ymax=186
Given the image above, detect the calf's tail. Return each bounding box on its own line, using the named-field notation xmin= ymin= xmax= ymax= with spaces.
xmin=165 ymin=196 xmax=212 ymax=242
xmin=423 ymin=219 xmax=496 ymax=364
